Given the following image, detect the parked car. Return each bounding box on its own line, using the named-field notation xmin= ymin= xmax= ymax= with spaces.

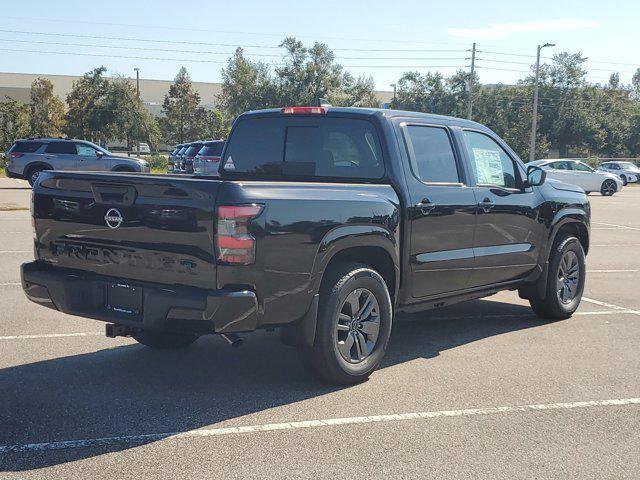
xmin=173 ymin=144 xmax=191 ymax=173
xmin=598 ymin=161 xmax=640 ymax=186
xmin=167 ymin=144 xmax=184 ymax=173
xmin=529 ymin=159 xmax=623 ymax=196
xmin=193 ymin=140 xmax=225 ymax=176
xmin=22 ymin=106 xmax=590 ymax=385
xmin=136 ymin=142 xmax=151 ymax=155
xmin=5 ymin=138 xmax=150 ymax=185
xmin=181 ymin=141 xmax=204 ymax=174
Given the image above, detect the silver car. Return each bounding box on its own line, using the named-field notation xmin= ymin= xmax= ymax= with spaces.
xmin=598 ymin=161 xmax=640 ymax=186
xmin=5 ymin=138 xmax=150 ymax=185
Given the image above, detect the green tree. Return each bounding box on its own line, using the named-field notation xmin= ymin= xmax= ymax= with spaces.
xmin=0 ymin=97 xmax=30 ymax=152
xmin=161 ymin=67 xmax=202 ymax=143
xmin=102 ymin=77 xmax=160 ymax=150
xmin=218 ymin=48 xmax=276 ymax=120
xmin=64 ymin=67 xmax=110 ymax=142
xmin=29 ymin=78 xmax=65 ymax=138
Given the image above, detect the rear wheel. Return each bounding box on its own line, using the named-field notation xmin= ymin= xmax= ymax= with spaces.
xmin=299 ymin=262 xmax=393 ymax=385
xmin=529 ymin=235 xmax=585 ymax=320
xmin=600 ymin=179 xmax=617 ymax=196
xmin=133 ymin=330 xmax=199 ymax=349
xmin=26 ymin=166 xmax=48 ymax=186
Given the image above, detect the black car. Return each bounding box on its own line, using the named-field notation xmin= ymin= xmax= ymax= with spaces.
xmin=181 ymin=141 xmax=204 ymax=174
xmin=167 ymin=144 xmax=184 ymax=173
xmin=22 ymin=106 xmax=590 ymax=385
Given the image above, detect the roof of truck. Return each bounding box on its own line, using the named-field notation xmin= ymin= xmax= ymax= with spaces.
xmin=240 ymin=106 xmax=491 ymax=131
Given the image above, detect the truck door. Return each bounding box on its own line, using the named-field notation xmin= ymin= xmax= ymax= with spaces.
xmin=400 ymin=122 xmax=478 ymax=298
xmin=459 ymin=129 xmax=542 ymax=287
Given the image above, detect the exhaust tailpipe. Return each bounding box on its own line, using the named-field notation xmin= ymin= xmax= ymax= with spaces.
xmin=220 ymin=333 xmax=244 ymax=348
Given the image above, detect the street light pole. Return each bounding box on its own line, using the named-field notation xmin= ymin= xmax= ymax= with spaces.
xmin=529 ymin=43 xmax=555 ymax=162
xmin=134 ymin=68 xmax=140 ymax=157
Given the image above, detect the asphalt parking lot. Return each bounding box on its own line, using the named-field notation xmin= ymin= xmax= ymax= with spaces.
xmin=1 ymin=177 xmax=639 ymax=479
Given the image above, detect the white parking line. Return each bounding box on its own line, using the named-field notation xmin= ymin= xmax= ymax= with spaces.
xmin=591 ymin=244 xmax=640 ymax=247
xmin=588 ymin=269 xmax=639 ymax=273
xmin=1 ymin=397 xmax=638 ymax=453
xmin=0 ymin=282 xmax=20 ymax=286
xmin=592 ymin=222 xmax=640 ymax=231
xmin=0 ymin=332 xmax=103 ymax=340
xmin=0 ymin=251 xmax=31 ymax=254
xmin=582 ymin=297 xmax=640 ymax=316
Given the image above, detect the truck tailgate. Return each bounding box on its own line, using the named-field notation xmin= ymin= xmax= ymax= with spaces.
xmin=33 ymin=172 xmax=221 ymax=289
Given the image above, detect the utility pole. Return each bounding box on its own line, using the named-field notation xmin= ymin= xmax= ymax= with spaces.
xmin=390 ymin=83 xmax=397 ymax=108
xmin=467 ymin=42 xmax=476 ymax=120
xmin=529 ymin=43 xmax=555 ymax=162
xmin=134 ymin=67 xmax=140 ymax=157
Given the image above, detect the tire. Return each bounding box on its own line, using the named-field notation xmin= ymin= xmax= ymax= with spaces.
xmin=620 ymin=174 xmax=628 ymax=186
xmin=529 ymin=235 xmax=585 ymax=320
xmin=600 ymin=179 xmax=617 ymax=196
xmin=26 ymin=166 xmax=47 ymax=186
xmin=299 ymin=262 xmax=393 ymax=385
xmin=133 ymin=330 xmax=199 ymax=349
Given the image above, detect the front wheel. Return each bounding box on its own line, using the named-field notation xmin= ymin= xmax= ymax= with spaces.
xmin=600 ymin=179 xmax=617 ymax=196
xmin=620 ymin=174 xmax=628 ymax=186
xmin=133 ymin=330 xmax=199 ymax=349
xmin=529 ymin=235 xmax=585 ymax=320
xmin=299 ymin=263 xmax=393 ymax=385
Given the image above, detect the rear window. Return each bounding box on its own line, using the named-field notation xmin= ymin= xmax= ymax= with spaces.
xmin=10 ymin=141 xmax=43 ymax=153
xmin=222 ymin=117 xmax=384 ymax=180
xmin=199 ymin=142 xmax=224 ymax=157
xmin=171 ymin=147 xmax=181 ymax=155
xmin=44 ymin=141 xmax=77 ymax=154
xmin=177 ymin=147 xmax=188 ymax=155
xmin=184 ymin=144 xmax=203 ymax=156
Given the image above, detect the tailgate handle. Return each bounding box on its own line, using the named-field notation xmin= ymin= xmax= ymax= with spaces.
xmin=91 ymin=184 xmax=137 ymax=206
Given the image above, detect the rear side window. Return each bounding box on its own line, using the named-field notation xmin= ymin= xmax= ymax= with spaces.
xmin=45 ymin=142 xmax=76 ymax=154
xmin=199 ymin=142 xmax=224 ymax=156
xmin=222 ymin=117 xmax=384 ymax=179
xmin=10 ymin=141 xmax=43 ymax=153
xmin=404 ymin=126 xmax=460 ymax=183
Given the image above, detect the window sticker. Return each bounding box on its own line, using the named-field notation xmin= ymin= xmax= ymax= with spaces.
xmin=472 ymin=148 xmax=503 ymax=184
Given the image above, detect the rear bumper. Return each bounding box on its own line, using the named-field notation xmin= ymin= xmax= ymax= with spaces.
xmin=5 ymin=166 xmax=23 ymax=179
xmin=21 ymin=261 xmax=259 ymax=335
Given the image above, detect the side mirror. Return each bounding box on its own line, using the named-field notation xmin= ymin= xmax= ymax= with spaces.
xmin=526 ymin=165 xmax=546 ymax=187
xmin=96 ymin=151 xmax=104 ymax=158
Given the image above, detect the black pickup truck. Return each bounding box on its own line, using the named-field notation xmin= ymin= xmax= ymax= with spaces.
xmin=22 ymin=106 xmax=590 ymax=384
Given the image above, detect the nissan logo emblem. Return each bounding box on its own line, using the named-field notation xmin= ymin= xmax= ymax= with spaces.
xmin=104 ymin=208 xmax=123 ymax=229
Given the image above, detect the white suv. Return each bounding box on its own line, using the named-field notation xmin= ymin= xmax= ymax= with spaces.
xmin=599 ymin=161 xmax=640 ymax=186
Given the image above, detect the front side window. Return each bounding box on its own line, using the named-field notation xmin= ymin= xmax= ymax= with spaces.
xmin=44 ymin=142 xmax=77 ymax=155
xmin=76 ymin=144 xmax=98 ymax=156
xmin=462 ymin=131 xmax=518 ymax=188
xmin=404 ymin=125 xmax=460 ymax=183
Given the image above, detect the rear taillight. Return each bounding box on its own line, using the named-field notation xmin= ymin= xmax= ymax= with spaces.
xmin=216 ymin=204 xmax=263 ymax=265
xmin=201 ymin=156 xmax=221 ymax=163
xmin=9 ymin=152 xmax=23 ymax=158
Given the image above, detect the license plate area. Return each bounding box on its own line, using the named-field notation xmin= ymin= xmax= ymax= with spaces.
xmin=106 ymin=283 xmax=143 ymax=319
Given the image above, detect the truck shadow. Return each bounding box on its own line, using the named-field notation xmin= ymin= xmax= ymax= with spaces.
xmin=0 ymin=299 xmax=549 ymax=471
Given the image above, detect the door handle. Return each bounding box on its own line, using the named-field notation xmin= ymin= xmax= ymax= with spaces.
xmin=416 ymin=199 xmax=436 ymax=215
xmin=478 ymin=198 xmax=495 ymax=213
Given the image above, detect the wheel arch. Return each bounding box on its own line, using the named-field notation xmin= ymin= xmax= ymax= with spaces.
xmin=24 ymin=161 xmax=53 ymax=177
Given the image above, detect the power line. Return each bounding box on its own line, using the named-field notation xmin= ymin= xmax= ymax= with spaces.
xmin=0 ymin=47 xmax=467 ymax=69
xmin=0 ymin=37 xmax=468 ymax=61
xmin=0 ymin=29 xmax=468 ymax=53
xmin=0 ymin=15 xmax=473 ymax=48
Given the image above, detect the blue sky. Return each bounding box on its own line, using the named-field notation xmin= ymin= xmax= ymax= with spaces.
xmin=1 ymin=0 xmax=638 ymax=91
